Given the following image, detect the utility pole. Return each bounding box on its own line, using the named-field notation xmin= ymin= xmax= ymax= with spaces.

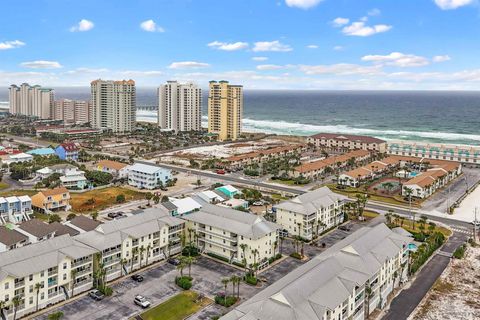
xmin=474 ymin=207 xmax=478 ymax=244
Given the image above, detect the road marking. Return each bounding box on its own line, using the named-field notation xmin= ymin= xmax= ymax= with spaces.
xmin=450 ymin=227 xmax=471 ymax=235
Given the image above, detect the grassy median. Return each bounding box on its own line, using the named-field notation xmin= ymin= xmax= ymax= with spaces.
xmin=140 ymin=291 xmax=211 ymax=320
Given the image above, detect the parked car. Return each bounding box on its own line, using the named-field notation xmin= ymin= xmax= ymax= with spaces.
xmin=338 ymin=225 xmax=351 ymax=231
xmin=107 ymin=212 xmax=119 ymax=219
xmin=89 ymin=290 xmax=105 ymax=301
xmin=167 ymin=258 xmax=180 ymax=266
xmin=134 ymin=295 xmax=151 ymax=308
xmin=216 ymin=169 xmax=225 ymax=175
xmin=253 ymin=201 xmax=263 ymax=206
xmin=131 ymin=274 xmax=144 ymax=282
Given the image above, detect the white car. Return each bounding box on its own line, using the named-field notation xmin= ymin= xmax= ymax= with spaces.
xmin=134 ymin=295 xmax=151 ymax=308
xmin=471 ymin=220 xmax=480 ymax=226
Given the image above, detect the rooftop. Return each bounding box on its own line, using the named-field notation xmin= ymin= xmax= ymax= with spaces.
xmin=0 ymin=226 xmax=28 ymax=246
xmin=309 ymin=133 xmax=386 ymax=144
xmin=222 ymin=224 xmax=410 ymax=320
xmin=17 ymin=219 xmax=56 ymax=238
xmin=275 ymin=187 xmax=347 ymax=215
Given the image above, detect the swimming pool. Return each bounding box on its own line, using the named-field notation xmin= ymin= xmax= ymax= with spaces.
xmin=407 ymin=243 xmax=418 ymax=251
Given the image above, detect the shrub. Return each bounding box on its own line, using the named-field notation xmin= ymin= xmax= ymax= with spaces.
xmin=214 ymin=294 xmax=238 ymax=307
xmin=182 ymin=245 xmax=199 ymax=257
xmin=244 ymin=273 xmax=258 ymax=285
xmin=175 ymin=276 xmax=193 ymax=290
xmin=207 ymin=252 xmax=230 ymax=263
xmin=268 ymin=253 xmax=282 ymax=264
xmin=66 ymin=213 xmax=77 ymax=221
xmin=453 ymin=244 xmax=467 ymax=259
xmin=232 ymin=261 xmax=245 ymax=268
xmin=290 ymin=252 xmax=302 ymax=260
xmin=116 ymin=194 xmax=125 ymax=203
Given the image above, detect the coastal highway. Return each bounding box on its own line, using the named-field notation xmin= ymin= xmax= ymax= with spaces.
xmin=152 ymin=162 xmax=306 ymax=195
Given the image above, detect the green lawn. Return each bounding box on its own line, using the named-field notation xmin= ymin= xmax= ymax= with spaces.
xmin=0 ymin=182 xmax=9 ymax=190
xmin=140 ymin=291 xmax=211 ymax=320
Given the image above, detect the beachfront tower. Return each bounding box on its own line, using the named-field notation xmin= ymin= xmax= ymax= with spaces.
xmin=157 ymin=81 xmax=202 ymax=132
xmin=90 ymin=79 xmax=136 ymax=133
xmin=207 ymin=80 xmax=243 ymax=141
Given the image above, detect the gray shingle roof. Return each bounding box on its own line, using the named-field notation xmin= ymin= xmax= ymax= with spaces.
xmin=69 ymin=215 xmax=102 ymax=232
xmin=0 ymin=226 xmax=28 ymax=246
xmin=18 ymin=219 xmax=56 ymax=238
xmin=50 ymin=222 xmax=80 ymax=237
xmin=182 ymin=203 xmax=280 ymax=239
xmin=0 ymin=235 xmax=98 ymax=281
xmin=275 ymin=187 xmax=348 ymax=215
xmin=75 ymin=208 xmax=183 ymax=251
xmin=222 ymin=224 xmax=410 ymax=320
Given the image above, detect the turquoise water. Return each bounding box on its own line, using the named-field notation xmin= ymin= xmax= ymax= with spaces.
xmin=408 ymin=243 xmax=418 ymax=251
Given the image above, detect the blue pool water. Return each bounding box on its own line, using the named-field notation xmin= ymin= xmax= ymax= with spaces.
xmin=408 ymin=243 xmax=418 ymax=251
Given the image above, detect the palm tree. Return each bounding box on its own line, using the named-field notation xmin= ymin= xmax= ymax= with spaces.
xmin=70 ymin=269 xmax=77 ymax=298
xmin=145 ymin=245 xmax=152 ymax=266
xmin=120 ymin=258 xmax=128 ymax=276
xmin=231 ymin=275 xmax=241 ymax=298
xmin=278 ymin=236 xmax=284 ymax=255
xmin=11 ymin=296 xmax=21 ymax=320
xmin=139 ymin=245 xmax=146 ymax=268
xmin=0 ymin=300 xmax=7 ymax=320
xmin=145 ymin=192 xmax=153 ymax=205
xmin=183 ymin=256 xmax=197 ymax=278
xmin=35 ymin=282 xmax=42 ymax=311
xmin=131 ymin=247 xmax=138 ymax=272
xmin=152 ymin=194 xmax=160 ymax=204
xmin=221 ymin=278 xmax=230 ymax=305
xmin=364 ymin=284 xmax=373 ymax=318
xmin=229 ymin=276 xmax=237 ymax=297
xmin=176 ymin=259 xmax=186 ymax=277
xmin=90 ymin=211 xmax=99 ymax=221
xmin=239 ymin=244 xmax=248 ymax=273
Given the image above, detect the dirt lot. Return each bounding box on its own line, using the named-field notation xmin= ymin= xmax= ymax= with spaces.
xmin=70 ymin=187 xmax=144 ymax=213
xmin=411 ymin=244 xmax=480 ymax=320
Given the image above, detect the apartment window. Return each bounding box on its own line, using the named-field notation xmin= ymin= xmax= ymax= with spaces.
xmin=29 ymin=285 xmax=33 ymax=293
xmin=63 ymin=274 xmax=67 ymax=281
xmin=4 ymin=295 xmax=9 ymax=302
xmin=41 ymin=293 xmax=44 ymax=300
xmin=29 ymin=274 xmax=33 ymax=281
xmin=63 ymin=263 xmax=67 ymax=270
xmin=40 ymin=271 xmax=44 ymax=277
xmin=4 ymin=283 xmax=9 ymax=290
xmin=29 ymin=297 xmax=33 ymax=305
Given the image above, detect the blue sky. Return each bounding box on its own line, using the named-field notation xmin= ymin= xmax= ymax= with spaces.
xmin=1 ymin=0 xmax=480 ymax=89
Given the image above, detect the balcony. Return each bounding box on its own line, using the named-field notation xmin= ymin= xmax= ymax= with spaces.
xmin=48 ymin=268 xmax=58 ymax=277
xmin=72 ymin=257 xmax=92 ymax=268
xmin=14 ymin=279 xmax=25 ymax=288
xmin=200 ymin=237 xmax=238 ymax=251
xmin=75 ymin=267 xmax=92 ymax=277
xmin=104 ymin=257 xmax=121 ymax=267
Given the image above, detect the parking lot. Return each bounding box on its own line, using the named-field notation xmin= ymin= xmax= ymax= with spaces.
xmin=35 ymin=218 xmax=377 ymax=320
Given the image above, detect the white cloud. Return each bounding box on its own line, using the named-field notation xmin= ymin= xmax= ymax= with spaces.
xmin=368 ymin=8 xmax=381 ymax=16
xmin=70 ymin=19 xmax=94 ymax=32
xmin=256 ymin=64 xmax=285 ymax=70
xmin=252 ymin=57 xmax=268 ymax=61
xmin=333 ymin=45 xmax=344 ymax=51
xmin=168 ymin=61 xmax=210 ymax=69
xmin=0 ymin=40 xmax=25 ymax=50
xmin=362 ymin=52 xmax=430 ymax=67
xmin=434 ymin=0 xmax=474 ymax=10
xmin=299 ymin=63 xmax=382 ymax=76
xmin=120 ymin=70 xmax=163 ymax=76
xmin=342 ymin=21 xmax=392 ymax=36
xmin=20 ymin=60 xmax=63 ymax=69
xmin=64 ymin=67 xmax=109 ymax=75
xmin=208 ymin=41 xmax=248 ymax=51
xmin=252 ymin=40 xmax=292 ymax=52
xmin=332 ymin=17 xmax=350 ymax=27
xmin=433 ymin=55 xmax=451 ymax=62
xmin=306 ymin=44 xmax=319 ymax=49
xmin=285 ymin=0 xmax=324 ymax=9
xmin=140 ymin=19 xmax=165 ymax=32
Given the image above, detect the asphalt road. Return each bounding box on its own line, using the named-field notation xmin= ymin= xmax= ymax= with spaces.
xmin=153 ymin=162 xmax=305 ymax=195
xmin=383 ymin=231 xmax=469 ymax=320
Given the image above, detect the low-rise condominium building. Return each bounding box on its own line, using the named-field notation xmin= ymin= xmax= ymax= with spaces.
xmin=307 ymin=133 xmax=387 ymax=153
xmin=182 ymin=203 xmax=281 ymax=268
xmin=221 ymin=223 xmax=411 ymax=320
xmin=0 ymin=196 xmax=32 ymax=225
xmin=275 ymin=187 xmax=348 ymax=240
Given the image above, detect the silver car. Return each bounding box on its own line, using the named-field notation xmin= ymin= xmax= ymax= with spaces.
xmin=134 ymin=295 xmax=151 ymax=308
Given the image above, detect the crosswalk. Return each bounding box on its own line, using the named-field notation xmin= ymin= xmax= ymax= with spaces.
xmin=450 ymin=227 xmax=472 ymax=235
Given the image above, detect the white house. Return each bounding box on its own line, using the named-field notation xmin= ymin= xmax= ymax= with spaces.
xmin=4 ymin=153 xmax=33 ymax=164
xmin=127 ymin=162 xmax=172 ymax=190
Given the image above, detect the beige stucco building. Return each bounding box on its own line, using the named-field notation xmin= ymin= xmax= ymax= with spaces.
xmin=9 ymin=83 xmax=54 ymax=119
xmin=208 ymin=80 xmax=243 ymax=141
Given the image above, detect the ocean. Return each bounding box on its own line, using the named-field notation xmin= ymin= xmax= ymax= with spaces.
xmin=1 ymin=88 xmax=480 ymax=146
